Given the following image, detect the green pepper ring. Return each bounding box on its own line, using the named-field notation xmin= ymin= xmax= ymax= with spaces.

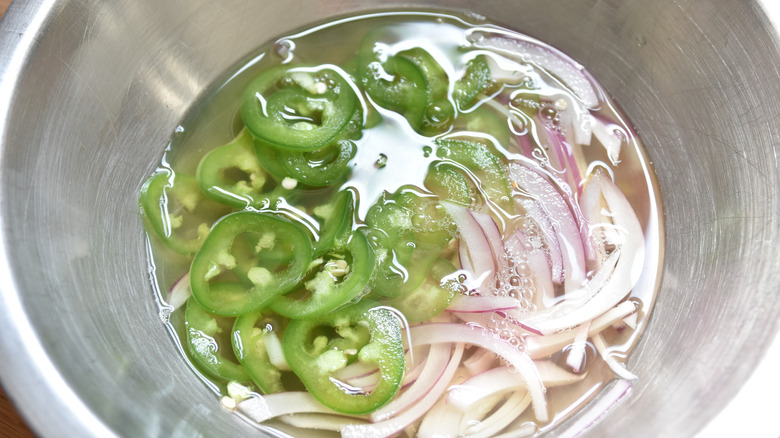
xmin=241 ymin=66 xmax=359 ymax=151
xmin=190 ymin=211 xmax=313 ymax=316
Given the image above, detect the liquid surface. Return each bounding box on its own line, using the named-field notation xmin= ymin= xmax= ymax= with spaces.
xmin=141 ymin=11 xmax=663 ymax=438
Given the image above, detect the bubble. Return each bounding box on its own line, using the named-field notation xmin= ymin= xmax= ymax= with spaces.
xmin=374 ymin=153 xmax=388 ymax=169
xmin=541 ymin=106 xmax=558 ymax=119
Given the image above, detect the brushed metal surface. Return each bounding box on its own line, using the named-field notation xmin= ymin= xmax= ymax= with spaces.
xmin=0 ymin=0 xmax=779 ymax=437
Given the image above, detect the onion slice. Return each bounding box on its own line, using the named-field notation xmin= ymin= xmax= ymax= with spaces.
xmin=442 ymin=202 xmax=496 ymax=291
xmin=341 ymin=344 xmax=465 ymax=438
xmin=236 ymin=391 xmax=364 ymax=423
xmin=524 ymin=300 xmax=637 ymax=359
xmin=370 ymin=343 xmax=452 ymax=422
xmin=519 ymin=171 xmax=644 ymax=335
xmin=166 ymin=272 xmax=191 ymax=311
xmin=509 ymin=162 xmax=587 ymax=292
xmin=447 ymin=295 xmax=521 ymax=313
xmin=471 ymin=31 xmax=600 ymax=108
xmin=593 ymin=333 xmax=638 ymax=381
xmin=409 ymin=322 xmax=548 ymax=422
xmin=447 ymin=361 xmax=583 ymax=412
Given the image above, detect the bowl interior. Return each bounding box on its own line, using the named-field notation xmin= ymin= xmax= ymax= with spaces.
xmin=1 ymin=0 xmax=779 ymax=437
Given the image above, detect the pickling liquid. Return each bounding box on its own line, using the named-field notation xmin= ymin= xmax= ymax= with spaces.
xmin=143 ymin=10 xmax=664 ymax=438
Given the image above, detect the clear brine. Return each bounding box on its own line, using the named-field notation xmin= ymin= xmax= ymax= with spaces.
xmin=142 ymin=11 xmax=663 ymax=438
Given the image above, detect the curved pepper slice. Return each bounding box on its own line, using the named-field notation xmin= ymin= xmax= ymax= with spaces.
xmin=190 ymin=211 xmax=313 ymax=316
xmin=311 ymin=189 xmax=355 ymax=258
xmin=435 ymin=138 xmax=514 ymax=213
xmin=391 ymin=258 xmax=459 ymax=322
xmin=424 ymin=161 xmax=471 ymax=206
xmin=453 ymin=55 xmax=492 ymax=110
xmin=185 ymin=297 xmax=250 ymax=382
xmin=241 ymin=66 xmax=359 ymax=151
xmin=398 ymin=47 xmax=454 ymax=135
xmin=365 ymin=193 xmax=416 ymax=298
xmin=357 ymin=41 xmax=428 ymax=129
xmin=196 ymin=128 xmax=293 ymax=209
xmin=232 ymin=311 xmax=285 ymax=394
xmin=139 ymin=171 xmax=230 ymax=255
xmin=270 ymin=229 xmax=374 ymax=319
xmin=358 ymin=41 xmax=453 ymax=135
xmin=282 ymin=302 xmax=405 ymax=414
xmin=278 ymin=139 xmax=356 ymax=187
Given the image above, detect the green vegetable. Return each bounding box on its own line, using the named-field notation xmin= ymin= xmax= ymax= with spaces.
xmin=185 ymin=297 xmax=251 ymax=382
xmin=270 ymin=229 xmax=375 ymax=319
xmin=435 ymin=138 xmax=514 ymax=212
xmin=241 ymin=66 xmax=359 ymax=151
xmin=312 ymin=189 xmax=355 ymax=257
xmin=278 ymin=139 xmax=357 ymax=186
xmin=232 ymin=311 xmax=285 ymax=394
xmin=453 ymin=55 xmax=492 ymax=110
xmin=189 ymin=211 xmax=313 ymax=316
xmin=282 ymin=302 xmax=405 ymax=414
xmin=357 ymin=38 xmax=452 ymax=134
xmin=391 ymin=258 xmax=459 ymax=322
xmin=139 ymin=171 xmax=229 ymax=255
xmin=196 ymin=128 xmax=293 ymax=208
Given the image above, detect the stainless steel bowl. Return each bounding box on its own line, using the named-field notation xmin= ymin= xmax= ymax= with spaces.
xmin=2 ymin=0 xmax=779 ymax=436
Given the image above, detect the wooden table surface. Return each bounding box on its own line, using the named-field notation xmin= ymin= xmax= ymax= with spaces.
xmin=1 ymin=3 xmax=40 ymax=437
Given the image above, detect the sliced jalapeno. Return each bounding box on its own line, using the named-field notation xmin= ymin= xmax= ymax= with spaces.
xmin=190 ymin=211 xmax=313 ymax=316
xmin=185 ymin=297 xmax=250 ymax=382
xmin=453 ymin=55 xmax=491 ymax=110
xmin=282 ymin=302 xmax=405 ymax=414
xmin=277 ymin=139 xmax=356 ymax=187
xmin=241 ymin=66 xmax=359 ymax=151
xmin=270 ymin=229 xmax=374 ymax=319
xmin=139 ymin=171 xmax=230 ymax=255
xmin=232 ymin=311 xmax=285 ymax=394
xmin=435 ymin=138 xmax=514 ymax=212
xmin=197 ymin=128 xmax=293 ymax=209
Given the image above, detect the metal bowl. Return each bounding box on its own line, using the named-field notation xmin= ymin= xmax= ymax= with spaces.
xmin=1 ymin=0 xmax=779 ymax=436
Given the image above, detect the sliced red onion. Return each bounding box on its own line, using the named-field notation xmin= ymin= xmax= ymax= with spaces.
xmin=538 ymin=117 xmax=583 ymax=193
xmin=509 ymin=162 xmax=587 ymax=292
xmin=442 ymin=201 xmax=496 ymax=291
xmin=409 ymin=323 xmax=548 ymax=422
xmin=463 ymin=347 xmax=497 ymax=375
xmin=592 ymin=333 xmax=638 ymax=381
xmin=517 ymin=198 xmax=564 ymax=284
xmin=463 ymin=391 xmax=533 ymax=438
xmin=469 ymin=208 xmax=506 ymax=259
xmin=492 ymin=422 xmax=539 ymax=438
xmin=471 ymin=31 xmax=600 ymax=108
xmin=417 ymin=397 xmax=464 ymax=438
xmin=167 ymin=272 xmax=191 ymax=311
xmin=341 ymin=343 xmax=465 ymax=438
xmin=278 ymin=413 xmax=369 ymax=431
xmin=447 ymin=295 xmax=521 ymax=313
xmin=558 ymin=100 xmax=593 ymax=147
xmin=555 ymin=379 xmax=632 ymax=438
xmin=263 ymin=332 xmax=290 ymax=371
xmin=370 ymin=343 xmax=452 ymax=422
xmin=591 ymin=115 xmax=625 ymax=166
xmin=447 ymin=361 xmax=583 ymax=412
xmin=504 ymin=232 xmax=555 ymax=309
xmin=519 ymin=171 xmax=644 ymax=335
xmin=524 ymin=300 xmax=637 ymax=359
xmin=565 ymin=322 xmax=590 ymax=373
xmin=236 ymin=391 xmax=363 ymax=423
xmin=333 ymin=359 xmax=379 ymax=383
